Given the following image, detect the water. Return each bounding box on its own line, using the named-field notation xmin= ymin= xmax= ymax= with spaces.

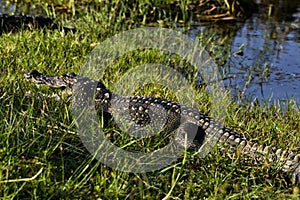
xmin=189 ymin=1 xmax=300 ymax=108
xmin=230 ymin=3 xmax=300 ymax=106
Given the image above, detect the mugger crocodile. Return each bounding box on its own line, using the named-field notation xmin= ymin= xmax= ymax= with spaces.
xmin=24 ymin=69 xmax=300 ymax=184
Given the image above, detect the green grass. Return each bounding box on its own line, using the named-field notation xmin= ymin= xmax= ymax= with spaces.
xmin=1 ymin=0 xmax=300 ymax=199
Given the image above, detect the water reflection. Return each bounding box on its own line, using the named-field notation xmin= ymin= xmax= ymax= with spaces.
xmin=191 ymin=1 xmax=300 ymax=107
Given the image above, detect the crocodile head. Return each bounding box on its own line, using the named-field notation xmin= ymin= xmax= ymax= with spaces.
xmin=25 ymin=69 xmax=70 ymax=89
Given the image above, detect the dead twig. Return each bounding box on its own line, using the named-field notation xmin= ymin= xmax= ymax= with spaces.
xmin=0 ymin=167 xmax=43 ymax=184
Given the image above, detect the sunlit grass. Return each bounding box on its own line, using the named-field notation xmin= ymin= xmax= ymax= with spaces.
xmin=0 ymin=1 xmax=299 ymax=199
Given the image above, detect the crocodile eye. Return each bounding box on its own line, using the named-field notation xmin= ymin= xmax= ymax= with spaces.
xmin=68 ymin=72 xmax=77 ymax=77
